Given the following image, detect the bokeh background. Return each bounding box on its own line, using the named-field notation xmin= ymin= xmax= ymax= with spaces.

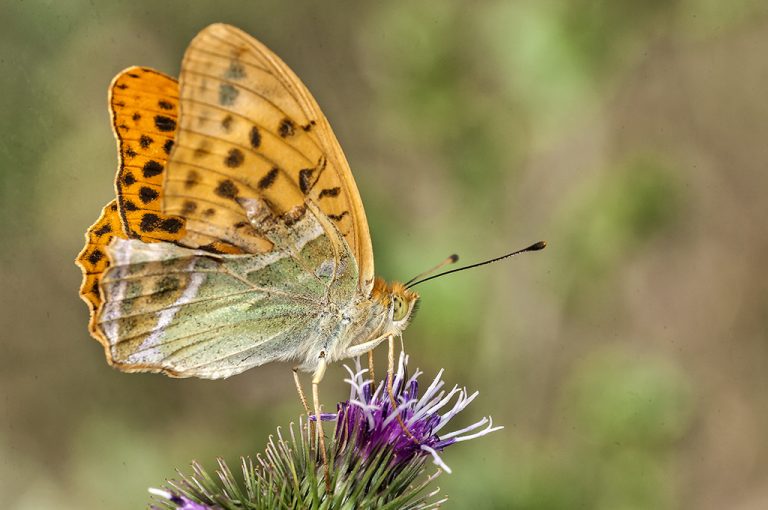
xmin=2 ymin=0 xmax=767 ymax=508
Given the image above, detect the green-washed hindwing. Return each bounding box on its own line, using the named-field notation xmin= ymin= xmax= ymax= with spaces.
xmin=97 ymin=204 xmax=359 ymax=379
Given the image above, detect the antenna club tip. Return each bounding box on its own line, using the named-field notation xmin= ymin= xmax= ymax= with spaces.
xmin=530 ymin=241 xmax=547 ymax=251
xmin=449 ymin=254 xmax=459 ymax=263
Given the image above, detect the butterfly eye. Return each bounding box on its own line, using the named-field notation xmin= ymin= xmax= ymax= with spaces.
xmin=392 ymin=295 xmax=407 ymax=322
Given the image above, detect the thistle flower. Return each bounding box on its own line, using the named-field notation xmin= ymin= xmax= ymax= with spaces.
xmin=150 ymin=353 xmax=502 ymax=509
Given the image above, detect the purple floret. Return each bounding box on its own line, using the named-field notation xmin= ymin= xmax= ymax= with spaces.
xmin=149 ymin=488 xmax=218 ymax=510
xmin=332 ymin=353 xmax=502 ymax=474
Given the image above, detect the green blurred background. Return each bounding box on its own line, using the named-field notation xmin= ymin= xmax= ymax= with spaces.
xmin=2 ymin=0 xmax=767 ymax=508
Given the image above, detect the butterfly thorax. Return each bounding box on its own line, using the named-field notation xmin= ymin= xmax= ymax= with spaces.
xmin=299 ymin=278 xmax=418 ymax=371
xmin=295 ymin=277 xmax=418 ymax=372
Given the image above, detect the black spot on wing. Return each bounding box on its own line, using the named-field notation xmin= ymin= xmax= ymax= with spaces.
xmin=327 ymin=211 xmax=349 ymax=222
xmin=279 ymin=118 xmax=295 ymax=138
xmin=318 ymin=187 xmax=340 ymax=199
xmin=88 ymin=249 xmax=103 ymax=265
xmin=181 ymin=200 xmax=197 ymax=215
xmin=198 ymin=241 xmax=240 ymax=254
xmin=163 ymin=139 xmax=174 ymax=154
xmin=158 ymin=100 xmax=174 ymax=111
xmin=140 ymin=213 xmax=183 ymax=233
xmin=161 ymin=218 xmax=183 ymax=233
xmin=123 ymin=172 xmax=136 ymax=186
xmin=139 ymin=186 xmax=159 ymax=204
xmin=224 ymin=148 xmax=244 ymax=168
xmin=132 ymin=112 xmax=141 ymax=122
xmin=214 ymin=179 xmax=239 ymax=200
xmin=140 ymin=213 xmax=161 ymax=232
xmin=299 ymin=168 xmax=314 ymax=194
xmin=258 ymin=167 xmax=279 ymax=189
xmin=199 ymin=242 xmax=224 ymax=254
xmin=221 ymin=115 xmax=233 ymax=132
xmin=93 ymin=224 xmax=112 ymax=236
xmin=142 ymin=160 xmax=164 ymax=178
xmin=139 ymin=135 xmax=153 ymax=149
xmin=154 ymin=115 xmax=176 ymax=132
xmin=249 ymin=126 xmax=261 ymax=148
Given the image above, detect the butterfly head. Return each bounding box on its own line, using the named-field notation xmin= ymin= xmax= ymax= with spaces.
xmin=372 ymin=278 xmax=420 ymax=333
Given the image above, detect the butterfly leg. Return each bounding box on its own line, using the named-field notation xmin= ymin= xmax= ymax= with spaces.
xmin=341 ymin=333 xmax=391 ymax=386
xmin=292 ymin=367 xmax=311 ymax=416
xmin=368 ymin=350 xmax=376 ymax=385
xmin=342 ymin=333 xmax=391 ymax=358
xmin=387 ymin=334 xmax=395 ymax=393
xmin=312 ymin=352 xmax=332 ymax=493
xmin=386 ymin=334 xmax=419 ymax=444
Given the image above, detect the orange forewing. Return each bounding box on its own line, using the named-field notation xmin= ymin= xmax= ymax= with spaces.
xmin=162 ymin=24 xmax=373 ymax=290
xmin=110 ymin=67 xmax=188 ymax=242
xmin=75 ymin=200 xmax=126 ymax=338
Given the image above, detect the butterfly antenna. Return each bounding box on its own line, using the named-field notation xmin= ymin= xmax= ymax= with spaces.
xmin=405 ymin=241 xmax=546 ymax=289
xmin=403 ymin=254 xmax=460 ymax=287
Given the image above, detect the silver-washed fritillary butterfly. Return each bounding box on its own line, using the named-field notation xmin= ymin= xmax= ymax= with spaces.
xmin=75 ymin=24 xmax=550 ymax=489
xmin=76 ymin=24 xmax=421 ymax=383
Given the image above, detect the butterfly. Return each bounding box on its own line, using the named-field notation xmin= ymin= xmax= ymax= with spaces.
xmin=75 ymin=24 xmax=421 ymax=386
